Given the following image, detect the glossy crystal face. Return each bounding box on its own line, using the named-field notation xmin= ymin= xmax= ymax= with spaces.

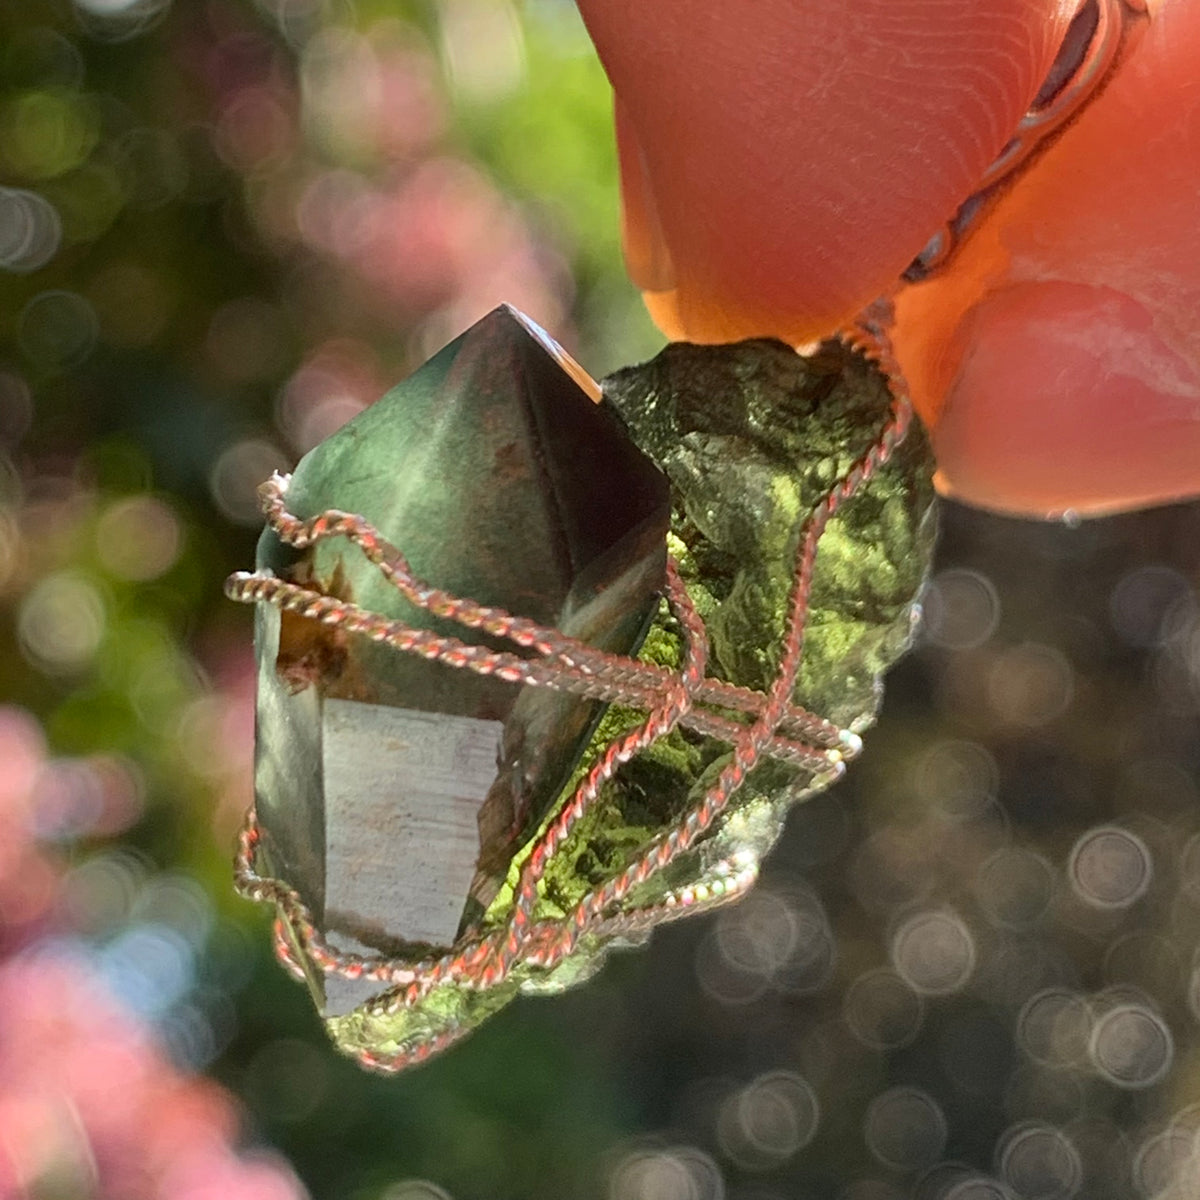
xmin=248 ymin=305 xmax=671 ymax=1014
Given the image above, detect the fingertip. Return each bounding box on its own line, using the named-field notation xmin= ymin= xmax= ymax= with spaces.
xmin=614 ymin=99 xmax=676 ymax=294
xmin=929 ymin=282 xmax=1200 ymax=516
xmin=582 ymin=0 xmax=1075 ymax=348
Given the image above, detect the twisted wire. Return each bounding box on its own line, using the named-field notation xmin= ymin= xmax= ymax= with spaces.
xmin=225 ymin=572 xmax=840 ymax=771
xmin=229 ymin=493 xmax=848 ymax=754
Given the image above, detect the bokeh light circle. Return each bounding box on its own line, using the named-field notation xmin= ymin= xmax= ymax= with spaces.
xmin=95 ymin=496 xmax=183 ymax=581
xmin=112 ymin=127 xmax=188 ymax=210
xmin=0 ymin=187 xmax=62 ymax=273
xmin=1102 ymin=932 xmax=1181 ymax=999
xmin=609 ymin=1146 xmax=724 ymax=1200
xmin=209 ymin=437 xmax=290 ymax=526
xmin=1088 ymin=1001 xmax=1174 ymax=1090
xmin=1109 ymin=565 xmax=1193 ymax=648
xmin=915 ymin=739 xmax=998 ymax=822
xmin=62 ymin=850 xmax=146 ymax=935
xmin=890 ymin=909 xmax=976 ymax=995
xmin=741 ymin=1072 xmax=819 ymax=1158
xmin=1068 ymin=826 xmax=1152 ymax=910
xmin=863 ymin=1086 xmax=948 ymax=1172
xmin=772 ymin=890 xmax=837 ymax=995
xmin=975 ymin=847 xmax=1057 ymax=930
xmin=133 ymin=872 xmax=214 ymax=949
xmin=843 ymin=967 xmax=923 ymax=1049
xmin=987 ymin=643 xmax=1074 ymax=727
xmin=694 ymin=932 xmax=770 ymax=1007
xmin=17 ymin=571 xmax=106 ymax=672
xmin=72 ymin=0 xmax=173 ymax=43
xmin=18 ymin=290 xmax=99 ymax=369
xmin=1132 ymin=1126 xmax=1198 ymax=1199
xmin=996 ymin=1122 xmax=1081 ymax=1200
xmin=922 ymin=567 xmax=1000 ymax=650
xmin=718 ymin=1071 xmax=819 ymax=1170
xmin=99 ymin=921 xmax=195 ymax=1019
xmin=1017 ymin=989 xmax=1092 ymax=1070
xmin=714 ymin=890 xmax=798 ymax=978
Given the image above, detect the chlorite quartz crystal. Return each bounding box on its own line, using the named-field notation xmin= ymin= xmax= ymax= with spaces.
xmin=253 ymin=305 xmax=671 ymax=1015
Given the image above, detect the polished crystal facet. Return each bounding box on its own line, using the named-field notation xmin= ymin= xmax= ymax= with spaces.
xmin=253 ymin=305 xmax=670 ymax=1014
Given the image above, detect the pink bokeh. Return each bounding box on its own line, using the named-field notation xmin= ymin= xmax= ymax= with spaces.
xmin=0 ymin=707 xmax=306 ymax=1200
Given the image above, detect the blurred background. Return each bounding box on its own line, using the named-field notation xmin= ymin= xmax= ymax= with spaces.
xmin=3 ymin=3 xmax=1200 ymax=1199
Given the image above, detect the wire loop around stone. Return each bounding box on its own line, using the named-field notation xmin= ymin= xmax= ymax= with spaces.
xmin=226 ymin=304 xmax=914 ymax=1071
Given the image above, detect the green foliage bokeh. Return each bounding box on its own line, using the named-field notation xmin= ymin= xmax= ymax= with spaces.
xmin=0 ymin=3 xmax=661 ymax=1197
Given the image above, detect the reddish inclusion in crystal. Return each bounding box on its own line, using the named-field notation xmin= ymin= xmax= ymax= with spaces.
xmin=578 ymin=0 xmax=1200 ymax=517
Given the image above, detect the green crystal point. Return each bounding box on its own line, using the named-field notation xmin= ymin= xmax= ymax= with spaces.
xmin=322 ymin=337 xmax=936 ymax=1067
xmin=252 ymin=305 xmax=670 ymax=1016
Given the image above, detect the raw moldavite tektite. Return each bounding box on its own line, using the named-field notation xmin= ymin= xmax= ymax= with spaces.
xmin=253 ymin=305 xmax=671 ymax=1014
xmin=602 ymin=337 xmax=937 ymax=734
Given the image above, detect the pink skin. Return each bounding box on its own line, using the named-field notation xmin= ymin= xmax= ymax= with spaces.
xmin=578 ymin=0 xmax=1200 ymax=516
xmin=893 ymin=0 xmax=1200 ymax=514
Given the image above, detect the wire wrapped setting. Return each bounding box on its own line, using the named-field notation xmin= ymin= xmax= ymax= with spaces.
xmin=225 ymin=301 xmax=914 ymax=1071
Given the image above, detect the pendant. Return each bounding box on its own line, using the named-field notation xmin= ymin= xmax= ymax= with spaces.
xmin=226 ymin=302 xmax=936 ymax=1070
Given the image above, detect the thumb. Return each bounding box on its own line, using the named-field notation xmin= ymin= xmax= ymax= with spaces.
xmin=892 ymin=0 xmax=1200 ymax=516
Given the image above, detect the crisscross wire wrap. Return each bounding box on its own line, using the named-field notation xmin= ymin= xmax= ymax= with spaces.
xmin=226 ymin=304 xmax=914 ymax=1071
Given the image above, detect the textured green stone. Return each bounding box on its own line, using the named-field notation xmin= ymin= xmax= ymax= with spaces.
xmin=603 ymin=337 xmax=936 ymax=732
xmin=323 ymin=337 xmax=937 ymax=1065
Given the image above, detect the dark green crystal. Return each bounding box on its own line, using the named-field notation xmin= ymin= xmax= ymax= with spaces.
xmin=253 ymin=305 xmax=670 ymax=1014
